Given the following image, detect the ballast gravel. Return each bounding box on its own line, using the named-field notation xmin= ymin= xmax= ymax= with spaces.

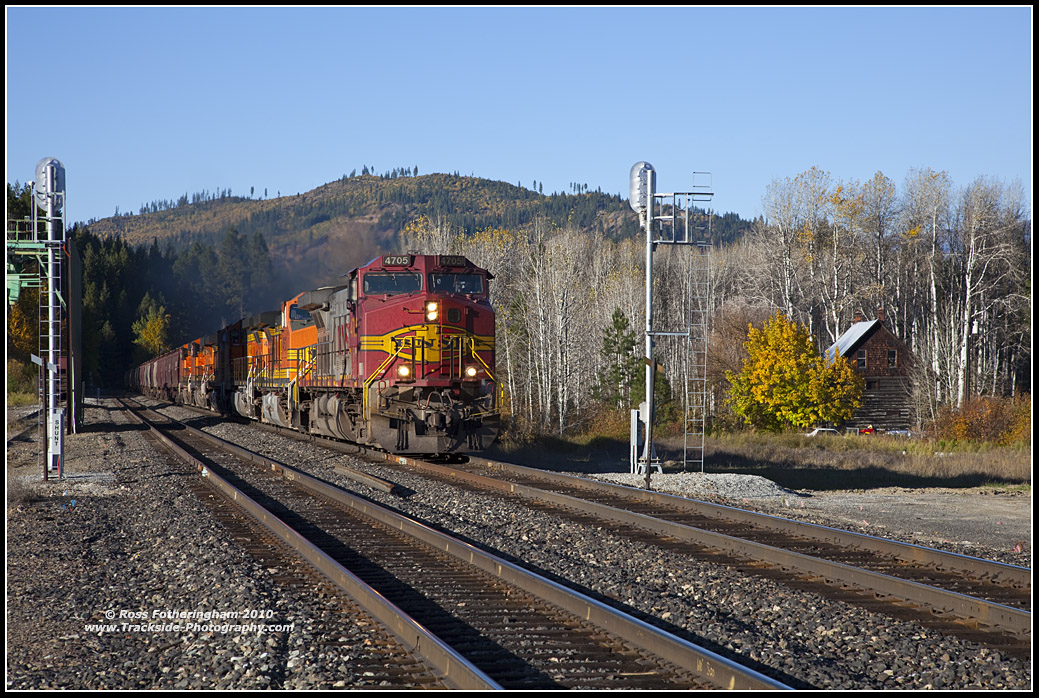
xmin=574 ymin=470 xmax=1031 ymax=566
xmin=7 ymin=401 xmax=1031 ymax=690
xmin=186 ymin=410 xmax=1030 ymax=691
xmin=6 ymin=403 xmax=427 ymax=690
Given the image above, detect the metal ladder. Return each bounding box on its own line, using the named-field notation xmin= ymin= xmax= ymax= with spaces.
xmin=650 ymin=173 xmax=713 ymax=472
xmin=683 ymin=241 xmax=711 ymax=472
xmin=37 ymin=231 xmax=66 ymax=477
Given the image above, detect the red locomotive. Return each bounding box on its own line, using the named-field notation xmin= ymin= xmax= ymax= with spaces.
xmin=130 ymin=254 xmax=500 ymax=454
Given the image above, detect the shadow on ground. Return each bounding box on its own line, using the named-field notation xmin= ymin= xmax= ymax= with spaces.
xmin=487 ymin=433 xmax=1030 ymax=492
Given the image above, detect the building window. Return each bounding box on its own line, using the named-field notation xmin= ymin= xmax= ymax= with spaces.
xmin=888 ymin=349 xmax=897 ymax=368
xmin=857 ymin=350 xmax=867 ymax=369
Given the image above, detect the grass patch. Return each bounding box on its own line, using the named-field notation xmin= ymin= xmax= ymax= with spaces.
xmin=490 ymin=420 xmax=1031 ymax=492
xmin=7 ymin=477 xmax=45 ymax=506
xmin=694 ymin=431 xmax=1030 ymax=491
xmin=488 ymin=432 xmax=630 ymax=474
xmin=6 ymin=391 xmax=38 ymax=407
xmin=7 ymin=359 xmax=38 ymax=407
xmin=979 ymin=482 xmax=1031 ymax=494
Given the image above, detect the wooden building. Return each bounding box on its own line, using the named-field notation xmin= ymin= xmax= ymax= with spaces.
xmin=825 ymin=309 xmax=915 ymax=431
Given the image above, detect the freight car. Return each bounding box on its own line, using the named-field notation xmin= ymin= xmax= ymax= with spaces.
xmin=130 ymin=254 xmax=500 ymax=454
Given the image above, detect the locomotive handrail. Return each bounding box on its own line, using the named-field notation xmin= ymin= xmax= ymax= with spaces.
xmin=247 ymin=351 xmax=272 ymax=383
xmin=466 ymin=337 xmax=495 ymax=381
xmin=289 ymin=350 xmax=318 ymax=413
xmin=361 ymin=343 xmax=408 ymax=418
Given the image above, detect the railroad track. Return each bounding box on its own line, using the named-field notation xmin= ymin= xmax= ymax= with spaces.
xmin=170 ymin=458 xmax=445 ymax=688
xmin=119 ymin=399 xmax=472 ymax=689
xmin=119 ymin=398 xmax=788 ymax=690
xmin=6 ymin=407 xmax=41 ymax=445
xmin=184 ymin=404 xmax=1027 ymax=658
xmin=390 ymin=453 xmax=1032 ymax=657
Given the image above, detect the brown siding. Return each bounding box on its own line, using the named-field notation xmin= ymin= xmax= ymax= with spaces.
xmin=854 ymin=326 xmax=913 ymax=379
xmin=851 ymin=376 xmax=913 ymax=430
xmin=842 ymin=323 xmax=916 ymax=430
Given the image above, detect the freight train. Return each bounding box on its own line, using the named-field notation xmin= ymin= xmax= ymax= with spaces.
xmin=129 ymin=254 xmax=500 ymax=454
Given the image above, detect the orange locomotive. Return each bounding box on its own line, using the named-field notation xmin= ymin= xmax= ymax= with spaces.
xmin=132 ymin=254 xmax=500 ymax=454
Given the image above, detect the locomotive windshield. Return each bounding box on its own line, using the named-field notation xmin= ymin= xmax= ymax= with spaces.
xmin=289 ymin=305 xmax=314 ymax=330
xmin=363 ymin=272 xmax=423 ymax=296
xmin=431 ymin=273 xmax=484 ymax=295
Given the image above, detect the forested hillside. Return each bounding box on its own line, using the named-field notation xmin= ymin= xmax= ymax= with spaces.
xmin=6 ymin=172 xmax=750 ymax=393
xmin=7 ymin=183 xmax=282 ymax=387
xmin=83 ymin=171 xmax=751 ymax=294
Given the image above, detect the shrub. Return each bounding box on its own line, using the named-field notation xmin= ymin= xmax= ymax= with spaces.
xmin=933 ymin=395 xmax=1031 ymax=446
xmin=7 ymin=358 xmax=36 ymax=395
xmin=7 ymin=359 xmax=38 ymax=406
xmin=581 ymin=405 xmax=632 ymax=440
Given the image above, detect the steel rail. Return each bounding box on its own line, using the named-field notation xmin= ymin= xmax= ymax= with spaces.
xmin=468 ymin=455 xmax=1032 ymax=589
xmin=6 ymin=408 xmax=41 ymax=445
xmin=127 ymin=399 xmax=790 ymax=691
xmin=146 ymin=399 xmax=1030 ymax=639
xmin=274 ymin=461 xmax=790 ymax=690
xmin=394 ymin=454 xmax=1030 ymax=639
xmin=118 ymin=399 xmax=501 ymax=691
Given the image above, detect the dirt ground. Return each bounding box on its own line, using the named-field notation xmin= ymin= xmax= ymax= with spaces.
xmin=780 ymin=485 xmax=1031 ymax=554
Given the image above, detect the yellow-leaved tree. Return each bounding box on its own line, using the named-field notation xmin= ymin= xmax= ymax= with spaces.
xmin=727 ymin=312 xmax=862 ymax=431
xmin=7 ymin=287 xmax=39 ymax=360
xmin=131 ymin=293 xmax=172 ymax=364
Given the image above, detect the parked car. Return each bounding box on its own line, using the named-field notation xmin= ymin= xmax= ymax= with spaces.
xmin=805 ymin=428 xmax=840 ymax=437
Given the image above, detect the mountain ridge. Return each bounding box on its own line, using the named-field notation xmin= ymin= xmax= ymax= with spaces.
xmin=83 ymin=172 xmax=749 ymax=290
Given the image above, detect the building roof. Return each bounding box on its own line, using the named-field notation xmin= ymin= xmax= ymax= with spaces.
xmin=825 ymin=320 xmax=879 ymax=362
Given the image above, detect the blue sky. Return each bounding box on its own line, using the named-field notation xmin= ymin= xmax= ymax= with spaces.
xmin=6 ymin=6 xmax=1032 ymax=226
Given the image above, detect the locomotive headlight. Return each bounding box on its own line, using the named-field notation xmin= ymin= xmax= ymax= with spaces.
xmin=465 ymin=366 xmax=478 ymax=378
xmin=397 ymin=365 xmax=411 ymax=378
xmin=426 ymin=301 xmax=439 ymax=321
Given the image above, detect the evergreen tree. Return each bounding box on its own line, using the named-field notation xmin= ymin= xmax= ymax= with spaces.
xmin=217 ymin=228 xmax=249 ymax=319
xmin=6 ymin=181 xmax=35 ymax=220
xmin=246 ymin=231 xmax=275 ymax=312
xmin=593 ymin=309 xmax=641 ymax=409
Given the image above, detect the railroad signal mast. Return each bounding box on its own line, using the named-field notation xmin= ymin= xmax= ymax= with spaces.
xmin=6 ymin=158 xmax=69 ymax=479
xmin=628 ymin=162 xmax=713 ymax=488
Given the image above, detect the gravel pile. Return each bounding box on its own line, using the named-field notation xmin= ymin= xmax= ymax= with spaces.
xmin=581 ymin=470 xmax=804 ymax=501
xmin=5 ymin=402 xmax=429 ymax=690
xmin=180 ymin=409 xmax=1030 ymax=690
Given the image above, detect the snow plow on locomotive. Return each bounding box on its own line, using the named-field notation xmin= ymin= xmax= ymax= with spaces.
xmin=130 ymin=254 xmax=501 ymax=454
